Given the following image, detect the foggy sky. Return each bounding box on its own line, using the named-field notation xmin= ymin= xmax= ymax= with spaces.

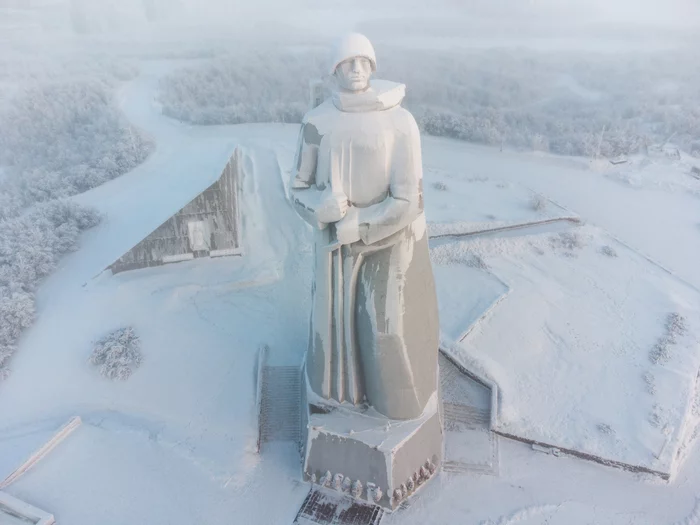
xmin=181 ymin=0 xmax=700 ymax=28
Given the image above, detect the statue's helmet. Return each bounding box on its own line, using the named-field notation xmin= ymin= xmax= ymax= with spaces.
xmin=329 ymin=33 xmax=377 ymax=76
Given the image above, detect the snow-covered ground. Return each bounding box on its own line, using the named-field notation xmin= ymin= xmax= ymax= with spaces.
xmin=423 ymin=175 xmax=578 ymax=237
xmin=435 ymin=222 xmax=700 ymax=476
xmin=2 ymin=60 xmax=700 ymax=524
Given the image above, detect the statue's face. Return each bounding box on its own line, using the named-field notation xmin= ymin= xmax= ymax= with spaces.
xmin=335 ymin=56 xmax=372 ymax=92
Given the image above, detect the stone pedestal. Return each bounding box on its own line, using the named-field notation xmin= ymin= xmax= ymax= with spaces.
xmin=302 ymin=392 xmax=443 ymax=511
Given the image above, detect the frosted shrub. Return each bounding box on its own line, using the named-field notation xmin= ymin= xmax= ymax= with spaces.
xmin=550 ymin=231 xmax=584 ymax=252
xmin=597 ymin=423 xmax=615 ymax=435
xmin=530 ymin=194 xmax=547 ymax=211
xmin=643 ymin=372 xmax=657 ymax=396
xmin=667 ymin=313 xmax=687 ymax=337
xmin=90 ymin=327 xmax=142 ymax=380
xmin=649 ymin=313 xmax=688 ymax=365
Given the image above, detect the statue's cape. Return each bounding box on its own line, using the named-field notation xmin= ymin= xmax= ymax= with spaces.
xmin=291 ymin=78 xmax=438 ymax=419
xmin=331 ymin=80 xmax=406 ymax=113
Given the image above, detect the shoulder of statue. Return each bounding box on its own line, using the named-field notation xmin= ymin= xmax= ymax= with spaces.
xmin=302 ymin=99 xmax=337 ymax=124
xmin=391 ymin=106 xmax=421 ymax=136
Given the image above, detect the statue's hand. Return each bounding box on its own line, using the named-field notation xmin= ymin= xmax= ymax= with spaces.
xmin=335 ymin=207 xmax=362 ymax=245
xmin=316 ymin=191 xmax=348 ymax=224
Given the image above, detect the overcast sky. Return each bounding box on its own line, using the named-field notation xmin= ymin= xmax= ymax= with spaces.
xmin=180 ymin=0 xmax=700 ymax=29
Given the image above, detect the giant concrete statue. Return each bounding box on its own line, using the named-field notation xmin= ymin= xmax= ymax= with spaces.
xmin=290 ymin=33 xmax=443 ymax=510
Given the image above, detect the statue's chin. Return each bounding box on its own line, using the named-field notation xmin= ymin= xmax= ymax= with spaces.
xmin=340 ymin=81 xmax=370 ymax=93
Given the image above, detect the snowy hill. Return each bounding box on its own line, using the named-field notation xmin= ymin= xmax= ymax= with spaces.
xmin=1 ymin=60 xmax=700 ymax=525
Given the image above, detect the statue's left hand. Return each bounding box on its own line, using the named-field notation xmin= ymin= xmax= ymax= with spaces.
xmin=335 ymin=207 xmax=362 ymax=245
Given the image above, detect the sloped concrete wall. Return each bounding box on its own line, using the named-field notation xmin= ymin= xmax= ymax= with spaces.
xmin=109 ymin=148 xmax=242 ymax=274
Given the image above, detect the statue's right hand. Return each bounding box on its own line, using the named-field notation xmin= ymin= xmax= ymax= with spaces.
xmin=316 ymin=191 xmax=348 ymax=224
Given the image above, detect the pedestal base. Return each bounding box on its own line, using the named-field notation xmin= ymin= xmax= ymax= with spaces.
xmin=302 ymin=393 xmax=443 ymax=511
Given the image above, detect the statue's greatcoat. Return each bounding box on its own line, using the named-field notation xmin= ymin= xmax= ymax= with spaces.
xmin=290 ymin=80 xmax=439 ymax=420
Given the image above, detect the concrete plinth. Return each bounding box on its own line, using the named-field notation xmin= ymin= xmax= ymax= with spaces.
xmin=302 ymin=393 xmax=443 ymax=511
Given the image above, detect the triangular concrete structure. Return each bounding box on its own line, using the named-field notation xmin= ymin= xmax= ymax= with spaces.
xmin=109 ymin=148 xmax=243 ymax=274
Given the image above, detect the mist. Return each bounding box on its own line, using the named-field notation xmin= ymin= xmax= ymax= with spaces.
xmin=2 ymin=0 xmax=699 ymax=46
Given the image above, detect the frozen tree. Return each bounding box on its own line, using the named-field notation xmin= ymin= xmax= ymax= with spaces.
xmin=0 ymin=291 xmax=34 ymax=362
xmin=90 ymin=327 xmax=142 ymax=380
xmin=0 ymin=81 xmax=153 ymax=208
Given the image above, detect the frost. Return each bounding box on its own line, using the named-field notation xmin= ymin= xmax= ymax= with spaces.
xmin=0 ymin=58 xmax=149 ymax=378
xmin=643 ymin=372 xmax=657 ymax=396
xmin=597 ymin=423 xmax=615 ymax=436
xmin=530 ymin=194 xmax=547 ymax=211
xmin=549 ymin=231 xmax=584 ymax=252
xmin=0 ymin=201 xmax=100 ymax=378
xmin=158 ymin=54 xmax=316 ymax=125
xmin=90 ymin=327 xmax=142 ymax=381
xmin=600 ymin=245 xmax=618 ymax=257
xmin=649 ymin=313 xmax=687 ymax=365
xmin=159 ymin=49 xmax=700 ymax=157
xmin=0 ymin=81 xmax=153 ymax=210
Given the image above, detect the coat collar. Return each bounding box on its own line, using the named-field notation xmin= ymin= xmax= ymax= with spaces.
xmin=331 ymin=80 xmax=406 ymax=113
